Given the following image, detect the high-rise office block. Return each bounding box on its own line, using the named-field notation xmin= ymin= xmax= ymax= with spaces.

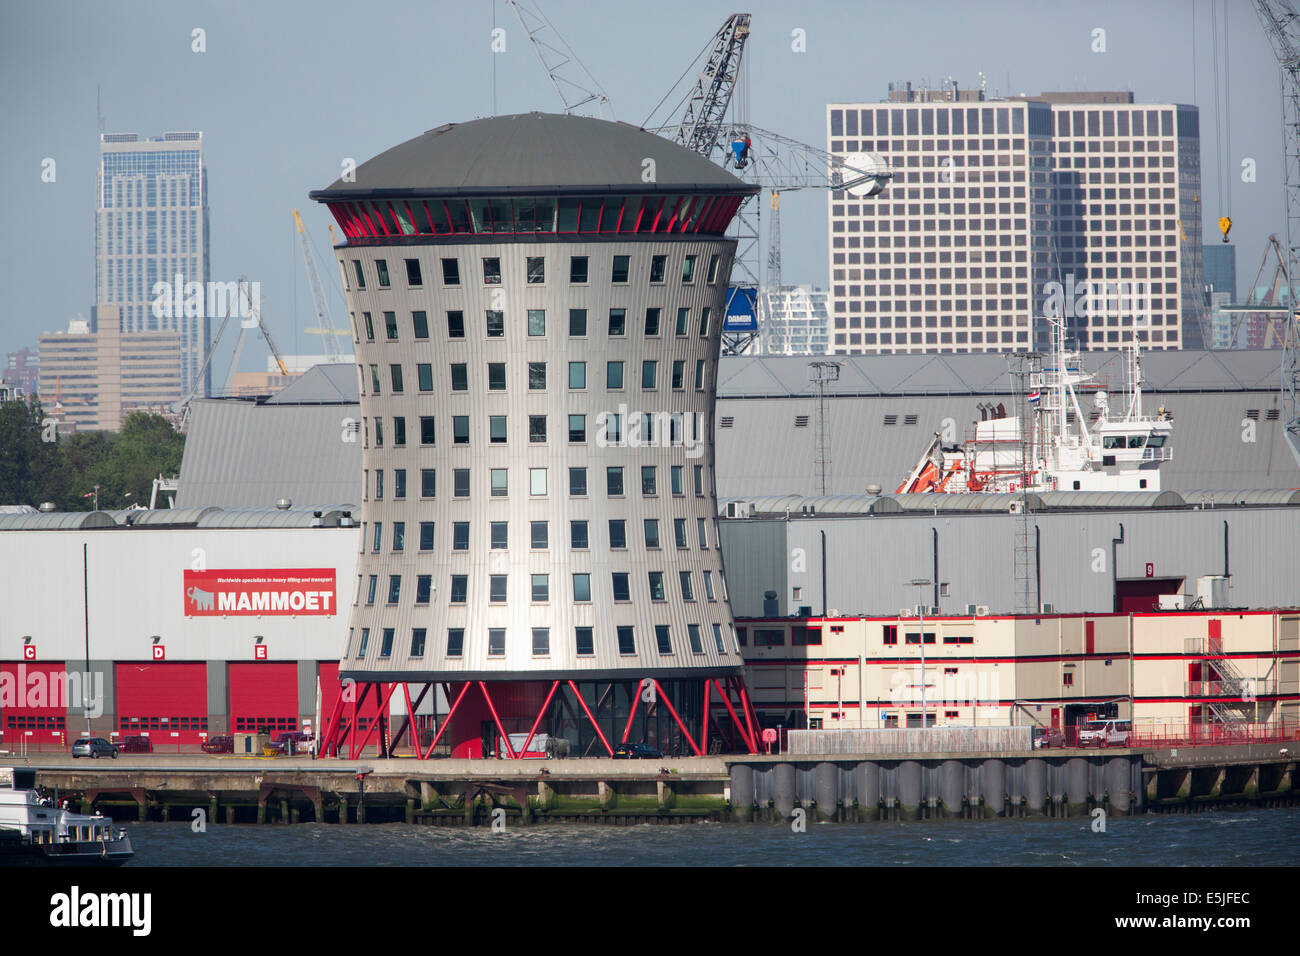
xmin=827 ymin=88 xmax=1203 ymax=354
xmin=95 ymin=131 xmax=209 ymax=399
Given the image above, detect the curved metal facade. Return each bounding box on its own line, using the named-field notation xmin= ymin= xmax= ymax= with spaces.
xmin=335 ymin=238 xmax=745 ymax=683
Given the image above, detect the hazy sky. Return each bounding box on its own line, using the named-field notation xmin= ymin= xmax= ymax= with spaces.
xmin=0 ymin=0 xmax=1283 ymax=372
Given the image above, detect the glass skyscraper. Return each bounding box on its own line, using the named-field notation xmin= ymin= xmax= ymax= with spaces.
xmin=95 ymin=131 xmax=210 ymax=399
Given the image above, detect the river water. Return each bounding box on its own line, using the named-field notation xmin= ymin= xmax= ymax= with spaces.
xmin=123 ymin=806 xmax=1298 ymax=866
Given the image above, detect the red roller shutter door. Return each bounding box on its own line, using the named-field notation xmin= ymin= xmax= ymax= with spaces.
xmin=229 ymin=662 xmax=300 ymax=735
xmin=1 ymin=661 xmax=69 ymax=751
xmin=115 ymin=662 xmax=209 ymax=746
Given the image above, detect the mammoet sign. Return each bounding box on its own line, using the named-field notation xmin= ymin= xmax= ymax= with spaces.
xmin=183 ymin=569 xmax=336 ymax=617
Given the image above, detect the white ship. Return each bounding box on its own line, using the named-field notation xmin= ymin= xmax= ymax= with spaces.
xmin=0 ymin=767 xmax=134 ymax=866
xmin=897 ymin=319 xmax=1173 ymax=494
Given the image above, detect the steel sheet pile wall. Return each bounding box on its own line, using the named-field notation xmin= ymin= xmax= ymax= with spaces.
xmin=788 ymin=726 xmax=1032 ymax=755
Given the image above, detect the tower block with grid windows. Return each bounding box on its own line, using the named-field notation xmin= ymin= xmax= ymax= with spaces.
xmin=312 ymin=113 xmax=762 ymax=758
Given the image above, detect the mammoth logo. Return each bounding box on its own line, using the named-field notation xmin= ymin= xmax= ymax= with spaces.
xmin=187 ymin=586 xmax=215 ymax=611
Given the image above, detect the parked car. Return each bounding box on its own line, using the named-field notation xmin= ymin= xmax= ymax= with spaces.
xmin=612 ymin=742 xmax=663 ymax=759
xmin=1103 ymin=720 xmax=1133 ymax=747
xmin=71 ymin=737 xmax=119 ymax=759
xmin=1077 ymin=719 xmax=1131 ymax=748
xmin=268 ymin=731 xmax=314 ymax=756
xmin=1032 ymin=726 xmax=1066 ymax=749
xmin=119 ymin=735 xmax=153 ymax=754
xmin=1076 ymin=721 xmax=1108 ymax=747
xmin=201 ymin=734 xmax=233 ymax=754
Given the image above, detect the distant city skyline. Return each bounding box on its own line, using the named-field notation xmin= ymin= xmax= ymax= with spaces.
xmin=0 ymin=0 xmax=1285 ymax=373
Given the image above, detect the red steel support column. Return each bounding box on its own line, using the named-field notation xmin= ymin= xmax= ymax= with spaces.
xmin=478 ymin=682 xmax=517 ymax=759
xmin=621 ymin=680 xmax=645 ymax=744
xmin=651 ymin=679 xmax=701 ymax=756
xmin=714 ymin=678 xmax=755 ymax=753
xmin=352 ymin=682 xmax=398 ymax=759
xmin=347 ymin=681 xmax=370 ymax=760
xmin=566 ymin=681 xmax=614 ymax=756
xmin=518 ymin=681 xmax=561 ymax=759
xmin=734 ymin=676 xmax=760 ymax=754
xmin=320 ymin=690 xmax=345 ymax=758
xmin=423 ymin=682 xmax=471 ymax=759
xmin=701 ymin=678 xmax=711 ymax=754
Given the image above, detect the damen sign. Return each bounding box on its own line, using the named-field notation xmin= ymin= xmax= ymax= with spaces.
xmin=183 ymin=569 xmax=336 ymax=617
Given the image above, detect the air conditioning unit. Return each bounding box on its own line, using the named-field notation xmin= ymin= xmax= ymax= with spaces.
xmin=827 ymin=608 xmax=839 ymax=617
xmin=976 ymin=605 xmax=990 ymax=616
xmin=899 ymin=608 xmax=913 ymax=618
xmin=1009 ymin=500 xmax=1025 ymax=514
xmin=1040 ymin=602 xmax=1054 ymax=614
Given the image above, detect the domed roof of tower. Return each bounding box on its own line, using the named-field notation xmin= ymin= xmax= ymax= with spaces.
xmin=310 ymin=112 xmax=755 ymax=198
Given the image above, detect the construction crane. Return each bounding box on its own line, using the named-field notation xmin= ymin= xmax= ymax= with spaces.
xmin=1251 ymin=0 xmax=1300 ymax=466
xmin=506 ymin=0 xmax=611 ymax=116
xmin=294 ymin=209 xmax=347 ymax=364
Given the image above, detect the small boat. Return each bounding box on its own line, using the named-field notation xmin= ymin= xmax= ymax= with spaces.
xmin=0 ymin=767 xmax=134 ymax=866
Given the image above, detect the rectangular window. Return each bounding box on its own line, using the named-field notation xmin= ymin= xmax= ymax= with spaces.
xmin=528 ymin=309 xmax=546 ymax=336
xmin=687 ymin=624 xmax=703 ymax=653
xmin=568 ymin=414 xmax=586 ymax=443
xmin=415 ymin=575 xmax=431 ymax=604
xmin=650 ymin=254 xmax=667 ymax=282
xmin=374 ymin=470 xmax=384 ymax=499
xmin=706 ymin=254 xmax=720 ymax=283
xmin=357 ymin=627 xmax=370 ymax=658
xmin=373 ymin=418 xmax=384 ymax=448
xmin=608 ymin=519 xmax=626 ymax=548
xmin=491 ymin=468 xmax=508 ymax=496
xmin=698 ymin=307 xmax=711 ymax=337
xmin=483 ymin=257 xmax=501 ymax=284
xmin=372 ymin=523 xmax=382 ymax=551
xmin=570 ymin=256 xmax=589 ymax=283
xmin=420 ymin=416 xmax=435 ymax=445
xmin=489 ymin=415 xmax=507 ymax=444
xmin=450 ymin=577 xmax=467 ymax=604
xmin=405 ymin=258 xmax=423 ymax=287
xmin=363 ymin=313 xmax=375 ymax=340
xmin=755 ymin=629 xmax=785 ymax=647
xmin=569 ymin=361 xmax=586 ymax=389
xmin=905 ymin=632 xmax=937 ymax=645
xmin=531 ymin=520 xmax=549 ymax=549
xmin=606 ymin=361 xmax=624 ymax=389
xmin=569 ymin=308 xmax=587 ymax=336
xmin=696 ymin=517 xmax=708 ymax=548
xmin=575 ymin=627 xmax=595 ymax=656
xmin=883 ymin=626 xmax=898 ymax=645
xmin=644 ymin=518 xmax=660 ymax=549
xmin=671 ymin=360 xmax=685 ymax=390
xmin=528 ymin=573 xmax=549 ymax=603
xmin=617 ymin=626 xmax=635 ymax=655
xmin=608 ymin=308 xmax=626 ymax=335
xmin=655 ymin=625 xmax=672 ymax=655
xmin=612 ymin=572 xmax=631 ymax=602
xmin=448 ymin=310 xmax=465 ymax=337
xmin=417 ymin=363 xmax=433 ymax=391
xmin=387 ymin=575 xmax=401 ymax=604
xmin=569 ymin=466 xmax=588 ymax=496
xmin=450 ymin=363 xmax=468 ymax=391
xmin=488 ymin=628 xmax=505 ymax=656
xmin=712 ymin=623 xmax=725 ymax=653
xmin=682 ymin=254 xmax=697 ymax=283
xmin=419 ymin=521 xmax=434 ymax=551
xmin=487 ymin=363 xmax=506 ymax=390
xmin=532 ymin=627 xmax=550 ymax=656
xmin=648 ymin=571 xmax=665 ymax=601
xmin=489 ymin=575 xmax=507 ymax=603
xmin=674 ymin=518 xmax=687 ymax=548
xmin=530 ymin=467 xmax=547 ymax=495
xmin=526 ymin=256 xmax=545 ymax=283
xmin=453 ymin=415 xmax=469 ymax=443
xmin=453 ymin=522 xmax=469 ymax=550
xmin=366 ymin=575 xmax=377 ymax=604
xmin=390 ymin=364 xmax=404 ymax=393
xmin=529 ymin=414 xmax=547 ymax=443
xmin=486 ymin=310 xmax=504 ymax=337
xmin=675 ymin=308 xmax=690 ymax=336
xmin=641 ymin=465 xmax=657 ymax=496
xmin=606 ymin=466 xmax=624 ymax=496
xmin=447 ymin=628 xmax=465 ymax=656
xmin=680 ymin=571 xmax=694 ymax=601
xmin=612 ymin=255 xmax=630 ymax=283
xmin=454 ymin=469 xmax=470 ymax=497
xmin=421 ymin=468 xmax=436 ymax=498
xmin=411 ymin=628 xmax=427 ymax=657
xmin=671 ymin=465 xmax=684 ymax=495
xmin=393 ymin=417 xmax=406 ymax=446
xmin=693 ymin=465 xmax=704 ymax=495
xmin=528 ymin=362 xmax=546 ymax=390
xmin=641 ymin=360 xmax=657 ymax=389
xmin=703 ymin=570 xmax=715 ymax=600
xmin=694 ymin=360 xmax=705 ymax=389
xmin=353 ymin=260 xmax=366 ymax=289
xmin=490 ymin=521 xmax=508 ymax=550
xmin=441 ymin=258 xmax=460 ymax=285
xmin=393 ymin=471 xmax=407 ymax=500
xmin=384 ymin=311 xmax=398 ymax=339
xmin=573 ymin=573 xmax=592 ymax=602
xmin=644 ymin=307 xmax=661 ymax=335
xmin=571 ymin=519 xmax=589 ymax=549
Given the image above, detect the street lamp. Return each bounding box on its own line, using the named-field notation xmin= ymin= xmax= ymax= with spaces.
xmin=909 ymin=578 xmax=932 ymax=729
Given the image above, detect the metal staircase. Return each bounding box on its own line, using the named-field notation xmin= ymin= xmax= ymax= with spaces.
xmin=1184 ymin=637 xmax=1257 ymax=724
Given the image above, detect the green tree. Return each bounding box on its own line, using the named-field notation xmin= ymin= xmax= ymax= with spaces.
xmin=0 ymin=398 xmax=59 ymax=507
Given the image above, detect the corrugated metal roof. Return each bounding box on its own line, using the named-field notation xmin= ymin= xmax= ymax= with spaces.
xmin=721 ymin=494 xmax=903 ymax=515
xmin=1035 ymin=490 xmax=1186 ymax=509
xmin=310 ymin=113 xmax=756 ymax=198
xmin=892 ymin=492 xmax=1045 ymax=512
xmin=265 ymin=364 xmax=358 ymax=404
xmin=1183 ymin=488 xmax=1300 ymax=506
xmin=0 ymin=511 xmax=118 ymax=530
xmin=196 ymin=505 xmax=359 ymax=528
xmin=118 ymin=507 xmax=220 ymax=526
xmin=716 ymin=349 xmax=1289 ymax=398
xmin=176 ymin=400 xmax=362 ymax=509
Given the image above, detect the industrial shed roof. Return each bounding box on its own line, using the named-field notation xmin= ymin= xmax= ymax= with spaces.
xmin=0 ymin=511 xmax=118 ymax=530
xmin=1034 ymin=490 xmax=1186 ymax=509
xmin=309 ymin=113 xmax=755 ymax=199
xmin=195 ymin=506 xmax=358 ymax=528
xmin=1182 ymin=488 xmax=1300 ymax=507
xmin=722 ymin=494 xmax=903 ymax=515
xmin=264 ymin=364 xmax=358 ymax=404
